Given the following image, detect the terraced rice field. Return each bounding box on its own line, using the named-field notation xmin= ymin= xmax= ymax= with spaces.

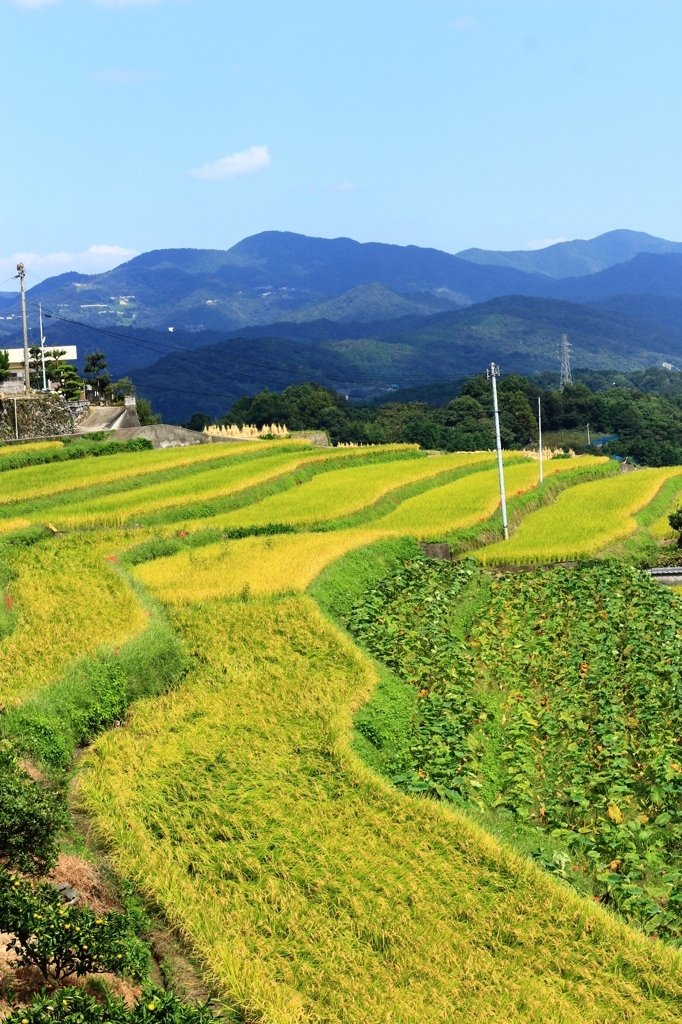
xmin=3 ymin=438 xmax=682 ymax=1022
xmin=208 ymin=450 xmax=497 ymax=529
xmin=134 ymin=528 xmax=385 ymax=602
xmin=0 ymin=439 xmax=295 ymax=513
xmin=480 ymin=466 xmax=682 ymax=563
xmin=49 ymin=450 xmax=322 ymax=528
xmin=373 ymin=454 xmax=607 ymax=537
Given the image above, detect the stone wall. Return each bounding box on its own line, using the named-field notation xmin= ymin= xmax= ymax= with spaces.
xmin=68 ymin=401 xmax=90 ymax=427
xmin=0 ymin=393 xmax=77 ymax=441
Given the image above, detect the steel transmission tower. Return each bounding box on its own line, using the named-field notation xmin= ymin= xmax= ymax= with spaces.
xmin=559 ymin=333 xmax=573 ymax=390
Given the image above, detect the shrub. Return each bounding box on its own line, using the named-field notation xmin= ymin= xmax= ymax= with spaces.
xmin=0 ymin=744 xmax=67 ymax=874
xmin=668 ymin=505 xmax=682 ymax=545
xmin=0 ymin=868 xmax=150 ymax=984
xmin=5 ymin=986 xmax=214 ymax=1024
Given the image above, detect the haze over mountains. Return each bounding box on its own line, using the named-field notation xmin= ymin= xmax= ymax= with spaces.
xmin=4 ymin=227 xmax=682 ymax=421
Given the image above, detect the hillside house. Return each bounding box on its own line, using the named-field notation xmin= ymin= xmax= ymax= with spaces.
xmin=1 ymin=346 xmax=78 ymax=394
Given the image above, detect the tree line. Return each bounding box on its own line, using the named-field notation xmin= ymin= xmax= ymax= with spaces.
xmin=183 ymin=370 xmax=682 ymax=466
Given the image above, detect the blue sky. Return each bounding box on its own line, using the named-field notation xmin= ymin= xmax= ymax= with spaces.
xmin=2 ymin=0 xmax=681 ymax=286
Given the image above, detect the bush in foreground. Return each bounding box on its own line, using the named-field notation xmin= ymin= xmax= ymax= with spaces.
xmin=0 ymin=744 xmax=67 ymax=875
xmin=5 ymin=986 xmax=213 ymax=1024
xmin=0 ymin=868 xmax=150 ymax=984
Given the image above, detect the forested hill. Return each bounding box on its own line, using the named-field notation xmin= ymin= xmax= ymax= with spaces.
xmin=129 ymin=295 xmax=682 ymax=423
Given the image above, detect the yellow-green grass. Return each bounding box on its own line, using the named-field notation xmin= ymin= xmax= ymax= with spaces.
xmin=202 ymin=451 xmax=497 ymax=530
xmin=79 ymin=595 xmax=682 ymax=1023
xmin=649 ymin=483 xmax=682 ymax=540
xmin=48 ymin=450 xmax=327 ymax=528
xmin=0 ymin=439 xmax=300 ymax=510
xmin=0 ymin=440 xmax=64 ymax=453
xmin=373 ymin=455 xmax=607 ymax=539
xmin=0 ymin=531 xmax=149 ymax=707
xmin=134 ymin=529 xmax=384 ymax=603
xmin=479 ymin=466 xmax=682 ymax=564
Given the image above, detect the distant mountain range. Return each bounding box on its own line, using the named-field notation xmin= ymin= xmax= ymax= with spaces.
xmin=128 ymin=295 xmax=682 ymax=422
xmin=4 ymin=227 xmax=682 ymax=421
xmin=456 ymin=229 xmax=682 ymax=279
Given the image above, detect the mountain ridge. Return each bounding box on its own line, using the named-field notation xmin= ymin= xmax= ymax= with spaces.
xmin=457 ymin=229 xmax=682 ymax=279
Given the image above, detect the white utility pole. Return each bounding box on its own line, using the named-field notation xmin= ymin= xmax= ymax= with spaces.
xmin=587 ymin=422 xmax=591 ymax=446
xmin=538 ymin=397 xmax=543 ymax=484
xmin=38 ymin=302 xmax=47 ymax=391
xmin=15 ymin=264 xmax=30 ymax=394
xmin=487 ymin=362 xmax=508 ymax=540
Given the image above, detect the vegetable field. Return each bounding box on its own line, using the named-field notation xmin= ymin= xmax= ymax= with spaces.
xmin=346 ymin=557 xmax=682 ymax=942
xmin=0 ymin=436 xmax=681 ymax=1022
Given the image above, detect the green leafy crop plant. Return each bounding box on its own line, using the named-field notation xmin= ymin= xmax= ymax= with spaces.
xmin=347 ymin=555 xmax=682 ymax=943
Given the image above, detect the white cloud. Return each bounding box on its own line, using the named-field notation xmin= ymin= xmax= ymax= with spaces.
xmin=90 ymin=69 xmax=158 ymax=84
xmin=524 ymin=237 xmax=568 ymax=251
xmin=453 ymin=16 xmax=475 ymax=30
xmin=95 ymin=0 xmax=161 ymax=6
xmin=329 ymin=180 xmax=354 ymax=192
xmin=0 ymin=245 xmax=136 ymax=290
xmin=190 ymin=145 xmax=271 ymax=181
xmin=11 ymin=0 xmax=60 ymax=8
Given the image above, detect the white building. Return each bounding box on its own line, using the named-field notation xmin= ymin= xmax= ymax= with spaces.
xmin=1 ymin=346 xmax=78 ymax=394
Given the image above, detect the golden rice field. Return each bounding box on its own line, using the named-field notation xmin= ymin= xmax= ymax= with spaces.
xmin=0 ymin=440 xmax=64 ymax=454
xmin=372 ymin=454 xmax=607 ymax=538
xmin=0 ymin=438 xmax=301 ymax=511
xmin=49 ymin=449 xmax=322 ymax=528
xmin=2 ymin=438 xmax=682 ymax=1022
xmin=134 ymin=528 xmax=385 ymax=603
xmin=78 ymin=596 xmax=682 ymax=1024
xmin=0 ymin=530 xmax=149 ymax=707
xmin=202 ymin=450 xmax=498 ymax=530
xmin=479 ymin=466 xmax=682 ymax=563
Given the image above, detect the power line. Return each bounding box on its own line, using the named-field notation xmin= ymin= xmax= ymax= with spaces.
xmin=31 ymin=302 xmax=489 ymax=391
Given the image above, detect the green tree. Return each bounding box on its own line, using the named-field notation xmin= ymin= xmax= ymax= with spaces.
xmin=0 ymin=868 xmax=149 ymax=985
xmin=0 ymin=350 xmax=10 ymax=384
xmin=669 ymin=506 xmax=682 ymax=546
xmin=108 ymin=377 xmax=136 ymax=402
xmin=83 ymin=351 xmax=111 ymax=394
xmin=182 ymin=412 xmax=212 ymax=433
xmin=0 ymin=743 xmax=68 ymax=874
xmin=136 ymin=398 xmax=162 ymax=426
xmin=51 ymin=363 xmax=83 ymax=401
